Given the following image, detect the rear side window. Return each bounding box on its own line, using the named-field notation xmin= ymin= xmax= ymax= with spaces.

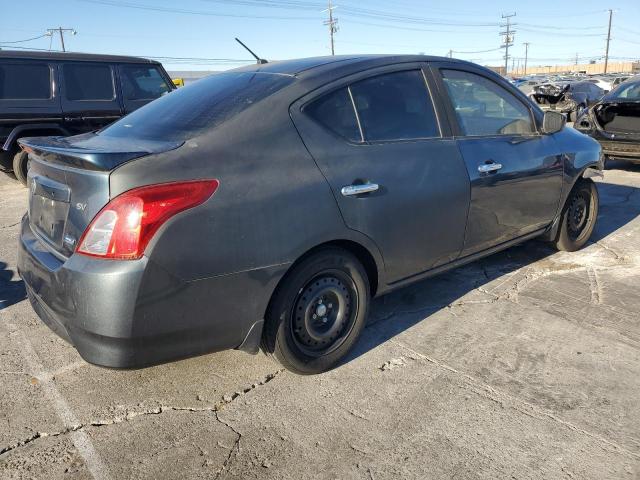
xmin=350 ymin=70 xmax=439 ymax=141
xmin=305 ymin=88 xmax=361 ymax=142
xmin=120 ymin=65 xmax=172 ymax=100
xmin=100 ymin=72 xmax=294 ymax=142
xmin=63 ymin=63 xmax=115 ymax=101
xmin=0 ymin=63 xmax=51 ymax=100
xmin=441 ymin=69 xmax=535 ymax=136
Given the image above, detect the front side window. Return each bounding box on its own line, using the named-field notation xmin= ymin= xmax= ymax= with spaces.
xmin=63 ymin=63 xmax=114 ymax=101
xmin=120 ymin=65 xmax=172 ymax=100
xmin=350 ymin=70 xmax=439 ymax=141
xmin=441 ymin=69 xmax=535 ymax=136
xmin=0 ymin=63 xmax=51 ymax=100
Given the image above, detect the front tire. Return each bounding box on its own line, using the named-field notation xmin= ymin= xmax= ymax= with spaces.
xmin=12 ymin=150 xmax=29 ymax=186
xmin=262 ymin=248 xmax=370 ymax=375
xmin=553 ymin=179 xmax=599 ymax=252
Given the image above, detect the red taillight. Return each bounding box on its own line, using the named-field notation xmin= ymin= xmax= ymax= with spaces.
xmin=77 ymin=180 xmax=219 ymax=260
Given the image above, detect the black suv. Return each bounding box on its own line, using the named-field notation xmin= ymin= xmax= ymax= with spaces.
xmin=0 ymin=51 xmax=175 ymax=185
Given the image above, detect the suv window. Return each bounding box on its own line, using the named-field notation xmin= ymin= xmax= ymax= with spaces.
xmin=441 ymin=69 xmax=535 ymax=136
xmin=350 ymin=70 xmax=439 ymax=141
xmin=100 ymin=71 xmax=294 ymax=142
xmin=0 ymin=63 xmax=51 ymax=100
xmin=305 ymin=88 xmax=361 ymax=142
xmin=121 ymin=65 xmax=172 ymax=100
xmin=63 ymin=63 xmax=114 ymax=101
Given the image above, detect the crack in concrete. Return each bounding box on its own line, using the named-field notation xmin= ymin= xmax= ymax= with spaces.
xmin=389 ymin=339 xmax=640 ymax=461
xmin=213 ymin=412 xmax=242 ymax=480
xmin=0 ymin=220 xmax=20 ymax=229
xmin=0 ymin=369 xmax=284 ymax=459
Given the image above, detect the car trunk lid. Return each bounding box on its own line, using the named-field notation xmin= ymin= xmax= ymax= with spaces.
xmin=19 ymin=133 xmax=182 ymax=258
xmin=593 ymin=102 xmax=640 ymax=141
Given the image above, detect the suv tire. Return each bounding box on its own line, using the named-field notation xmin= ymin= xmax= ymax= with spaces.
xmin=12 ymin=150 xmax=29 ymax=186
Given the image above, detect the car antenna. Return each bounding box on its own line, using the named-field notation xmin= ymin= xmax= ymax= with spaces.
xmin=235 ymin=38 xmax=268 ymax=64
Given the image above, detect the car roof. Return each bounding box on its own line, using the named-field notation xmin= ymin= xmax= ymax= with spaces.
xmin=0 ymin=50 xmax=160 ymax=65
xmin=233 ymin=54 xmax=467 ymax=78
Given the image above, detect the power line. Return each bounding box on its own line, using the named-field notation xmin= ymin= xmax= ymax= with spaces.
xmin=0 ymin=33 xmax=51 ymax=44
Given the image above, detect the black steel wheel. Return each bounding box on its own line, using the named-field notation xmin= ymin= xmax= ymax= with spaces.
xmin=291 ymin=271 xmax=358 ymax=357
xmin=262 ymin=248 xmax=370 ymax=375
xmin=554 ymin=179 xmax=599 ymax=252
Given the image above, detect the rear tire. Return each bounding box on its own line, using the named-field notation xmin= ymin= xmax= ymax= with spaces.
xmin=12 ymin=150 xmax=29 ymax=186
xmin=262 ymin=248 xmax=370 ymax=375
xmin=553 ymin=179 xmax=599 ymax=252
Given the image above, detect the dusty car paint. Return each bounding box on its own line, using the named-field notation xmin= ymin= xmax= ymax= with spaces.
xmin=17 ymin=55 xmax=602 ymax=369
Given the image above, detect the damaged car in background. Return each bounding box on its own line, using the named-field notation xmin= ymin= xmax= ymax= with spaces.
xmin=532 ymin=81 xmax=604 ymax=121
xmin=575 ymin=75 xmax=640 ymax=164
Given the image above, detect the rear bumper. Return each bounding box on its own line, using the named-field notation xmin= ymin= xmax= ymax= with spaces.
xmin=18 ymin=215 xmax=287 ymax=368
xmin=598 ymin=140 xmax=640 ymax=161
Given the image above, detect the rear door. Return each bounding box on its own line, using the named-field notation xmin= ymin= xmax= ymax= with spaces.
xmin=431 ymin=64 xmax=563 ymax=256
xmin=59 ymin=61 xmax=122 ymax=134
xmin=117 ymin=63 xmax=173 ymax=113
xmin=292 ymin=64 xmax=470 ymax=283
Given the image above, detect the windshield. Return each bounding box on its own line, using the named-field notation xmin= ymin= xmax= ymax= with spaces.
xmin=607 ymin=81 xmax=640 ymax=101
xmin=100 ymin=71 xmax=294 ymax=142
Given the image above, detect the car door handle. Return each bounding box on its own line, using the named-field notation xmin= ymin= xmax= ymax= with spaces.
xmin=341 ymin=183 xmax=379 ymax=196
xmin=478 ymin=162 xmax=503 ymax=173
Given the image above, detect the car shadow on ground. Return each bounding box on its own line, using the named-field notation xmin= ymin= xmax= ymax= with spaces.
xmin=0 ymin=261 xmax=26 ymax=310
xmin=344 ymin=179 xmax=640 ymax=366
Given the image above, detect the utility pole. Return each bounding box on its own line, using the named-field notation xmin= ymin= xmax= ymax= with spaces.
xmin=323 ymin=0 xmax=338 ymax=56
xmin=500 ymin=13 xmax=516 ymax=76
xmin=523 ymin=42 xmax=529 ymax=75
xmin=47 ymin=27 xmax=76 ymax=51
xmin=575 ymin=52 xmax=579 ymax=65
xmin=604 ymin=9 xmax=613 ymax=74
xmin=448 ymin=49 xmax=453 ymax=58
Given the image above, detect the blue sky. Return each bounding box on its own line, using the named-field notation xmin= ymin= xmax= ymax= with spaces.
xmin=2 ymin=0 xmax=639 ymax=71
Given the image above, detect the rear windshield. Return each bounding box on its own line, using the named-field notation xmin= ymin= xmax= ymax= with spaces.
xmin=100 ymin=71 xmax=294 ymax=141
xmin=607 ymin=81 xmax=640 ymax=101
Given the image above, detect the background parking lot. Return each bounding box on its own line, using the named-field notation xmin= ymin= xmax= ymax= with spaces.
xmin=1 ymin=161 xmax=640 ymax=479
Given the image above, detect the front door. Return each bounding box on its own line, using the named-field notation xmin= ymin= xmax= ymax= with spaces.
xmin=433 ymin=66 xmax=563 ymax=256
xmin=117 ymin=64 xmax=173 ymax=114
xmin=292 ymin=65 xmax=470 ymax=283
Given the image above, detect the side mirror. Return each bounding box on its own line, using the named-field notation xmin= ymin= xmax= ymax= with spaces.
xmin=542 ymin=110 xmax=566 ymax=134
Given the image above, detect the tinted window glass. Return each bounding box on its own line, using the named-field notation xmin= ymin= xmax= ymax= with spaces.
xmin=0 ymin=63 xmax=51 ymax=100
xmin=121 ymin=65 xmax=171 ymax=100
xmin=442 ymin=69 xmax=535 ymax=136
xmin=305 ymin=88 xmax=361 ymax=142
xmin=609 ymin=81 xmax=640 ymax=100
xmin=63 ymin=63 xmax=114 ymax=101
xmin=100 ymin=72 xmax=294 ymax=142
xmin=350 ymin=70 xmax=439 ymax=141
